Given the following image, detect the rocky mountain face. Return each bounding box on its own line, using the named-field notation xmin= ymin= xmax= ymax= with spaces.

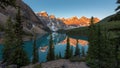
xmin=36 ymin=11 xmax=66 ymax=31
xmin=61 ymin=16 xmax=100 ymax=27
xmin=0 ymin=0 xmax=48 ymax=34
xmin=36 ymin=11 xmax=100 ymax=30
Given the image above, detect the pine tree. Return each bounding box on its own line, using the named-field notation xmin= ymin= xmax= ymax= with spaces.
xmin=113 ymin=1 xmax=120 ymax=67
xmin=87 ymin=17 xmax=116 ymax=68
xmin=86 ymin=16 xmax=102 ymax=68
xmin=112 ymin=35 xmax=120 ymax=68
xmin=95 ymin=24 xmax=102 ymax=68
xmin=100 ymin=26 xmax=116 ymax=68
xmin=32 ymin=33 xmax=39 ymax=64
xmin=81 ymin=46 xmax=85 ymax=57
xmin=117 ymin=36 xmax=120 ymax=68
xmin=10 ymin=6 xmax=29 ymax=67
xmin=59 ymin=52 xmax=62 ymax=59
xmin=115 ymin=0 xmax=120 ymax=11
xmin=55 ymin=52 xmax=62 ymax=60
xmin=3 ymin=17 xmax=15 ymax=64
xmin=70 ymin=47 xmax=73 ymax=57
xmin=75 ymin=39 xmax=80 ymax=56
xmin=47 ymin=34 xmax=55 ymax=61
xmin=55 ymin=54 xmax=59 ymax=60
xmin=64 ymin=37 xmax=71 ymax=59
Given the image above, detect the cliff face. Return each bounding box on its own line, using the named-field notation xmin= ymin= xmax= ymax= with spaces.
xmin=36 ymin=11 xmax=66 ymax=31
xmin=0 ymin=0 xmax=48 ymax=34
xmin=61 ymin=16 xmax=100 ymax=26
xmin=36 ymin=11 xmax=100 ymax=30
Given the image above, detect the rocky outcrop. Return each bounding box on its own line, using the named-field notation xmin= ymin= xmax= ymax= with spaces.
xmin=61 ymin=16 xmax=100 ymax=27
xmin=41 ymin=59 xmax=89 ymax=68
xmin=36 ymin=11 xmax=99 ymax=30
xmin=36 ymin=11 xmax=66 ymax=31
xmin=0 ymin=0 xmax=48 ymax=34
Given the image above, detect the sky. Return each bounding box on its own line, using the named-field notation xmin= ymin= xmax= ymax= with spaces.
xmin=23 ymin=0 xmax=117 ymax=19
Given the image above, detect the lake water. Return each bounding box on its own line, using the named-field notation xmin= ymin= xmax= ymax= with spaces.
xmin=0 ymin=32 xmax=88 ymax=62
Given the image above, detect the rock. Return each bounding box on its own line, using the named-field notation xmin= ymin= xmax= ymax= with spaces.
xmin=61 ymin=16 xmax=100 ymax=27
xmin=36 ymin=11 xmax=100 ymax=30
xmin=41 ymin=59 xmax=89 ymax=68
xmin=8 ymin=65 xmax=18 ymax=68
xmin=36 ymin=11 xmax=66 ymax=31
xmin=0 ymin=0 xmax=49 ymax=34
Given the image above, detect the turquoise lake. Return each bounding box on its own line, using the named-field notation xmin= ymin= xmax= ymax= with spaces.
xmin=0 ymin=32 xmax=88 ymax=62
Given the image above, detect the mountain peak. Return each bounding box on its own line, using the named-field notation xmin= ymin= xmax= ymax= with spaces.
xmin=70 ymin=16 xmax=78 ymax=19
xmin=81 ymin=16 xmax=87 ymax=18
xmin=37 ymin=11 xmax=48 ymax=17
xmin=61 ymin=16 xmax=100 ymax=26
xmin=40 ymin=11 xmax=47 ymax=13
xmin=36 ymin=11 xmax=100 ymax=27
xmin=49 ymin=15 xmax=56 ymax=19
xmin=93 ymin=17 xmax=100 ymax=23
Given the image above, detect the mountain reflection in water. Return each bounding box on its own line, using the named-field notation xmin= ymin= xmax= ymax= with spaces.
xmin=38 ymin=32 xmax=88 ymax=62
xmin=0 ymin=32 xmax=89 ymax=62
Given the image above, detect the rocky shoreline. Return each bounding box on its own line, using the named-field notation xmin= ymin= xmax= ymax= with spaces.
xmin=22 ymin=59 xmax=89 ymax=68
xmin=0 ymin=59 xmax=89 ymax=68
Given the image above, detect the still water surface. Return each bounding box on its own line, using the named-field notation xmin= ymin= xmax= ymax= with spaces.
xmin=0 ymin=32 xmax=88 ymax=62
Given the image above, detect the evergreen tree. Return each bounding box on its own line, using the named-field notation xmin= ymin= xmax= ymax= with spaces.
xmin=64 ymin=37 xmax=71 ymax=59
xmin=47 ymin=34 xmax=55 ymax=61
xmin=75 ymin=39 xmax=80 ymax=56
xmin=116 ymin=35 xmax=120 ymax=68
xmin=86 ymin=16 xmax=102 ymax=68
xmin=32 ymin=33 xmax=39 ymax=64
xmin=100 ymin=27 xmax=115 ymax=68
xmin=10 ymin=6 xmax=29 ymax=67
xmin=87 ymin=17 xmax=116 ymax=68
xmin=115 ymin=0 xmax=120 ymax=11
xmin=70 ymin=47 xmax=73 ymax=57
xmin=59 ymin=52 xmax=62 ymax=59
xmin=55 ymin=52 xmax=62 ymax=60
xmin=55 ymin=54 xmax=59 ymax=60
xmin=112 ymin=0 xmax=120 ymax=68
xmin=112 ymin=35 xmax=120 ymax=68
xmin=3 ymin=17 xmax=15 ymax=64
xmin=81 ymin=46 xmax=85 ymax=57
xmin=117 ymin=36 xmax=120 ymax=68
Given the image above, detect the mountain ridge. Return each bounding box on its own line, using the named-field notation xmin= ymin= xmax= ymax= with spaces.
xmin=36 ymin=11 xmax=66 ymax=31
xmin=37 ymin=11 xmax=100 ymax=27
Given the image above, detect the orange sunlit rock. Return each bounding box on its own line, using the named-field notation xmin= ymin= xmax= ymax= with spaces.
xmin=60 ymin=16 xmax=100 ymax=26
xmin=49 ymin=15 xmax=56 ymax=19
xmin=37 ymin=11 xmax=100 ymax=26
xmin=93 ymin=17 xmax=100 ymax=24
xmin=37 ymin=11 xmax=48 ymax=17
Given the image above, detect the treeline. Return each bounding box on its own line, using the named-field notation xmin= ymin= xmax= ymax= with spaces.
xmin=66 ymin=27 xmax=89 ymax=37
xmin=86 ymin=0 xmax=120 ymax=68
xmin=3 ymin=7 xmax=30 ymax=67
xmin=86 ymin=16 xmax=120 ymax=68
xmin=0 ymin=1 xmax=39 ymax=67
xmin=47 ymin=35 xmax=86 ymax=61
xmin=109 ymin=0 xmax=120 ymax=21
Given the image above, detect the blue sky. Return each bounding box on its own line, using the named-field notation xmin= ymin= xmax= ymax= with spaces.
xmin=23 ymin=0 xmax=117 ymax=19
